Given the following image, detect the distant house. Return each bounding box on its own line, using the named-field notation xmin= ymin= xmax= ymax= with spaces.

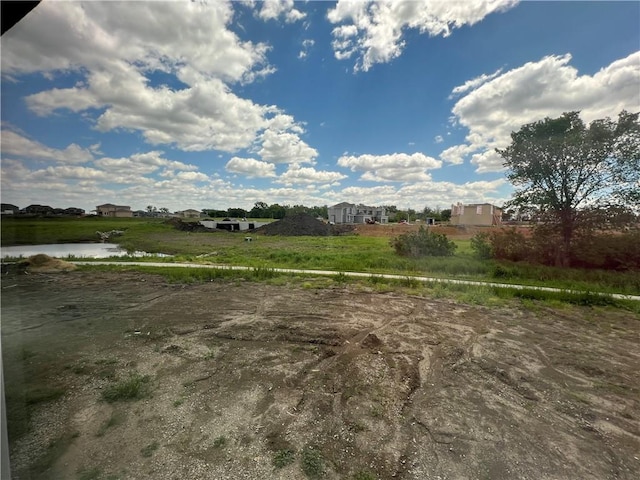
xmin=1 ymin=203 xmax=19 ymax=215
xmin=96 ymin=203 xmax=133 ymax=218
xmin=23 ymin=204 xmax=54 ymax=215
xmin=177 ymin=209 xmax=203 ymax=219
xmin=450 ymin=203 xmax=502 ymax=226
xmin=64 ymin=207 xmax=85 ymax=216
xmin=328 ymin=202 xmax=388 ymax=224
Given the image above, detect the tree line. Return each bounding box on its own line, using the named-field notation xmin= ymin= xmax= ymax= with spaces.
xmin=201 ymin=203 xmax=453 ymax=222
xmin=202 ymin=203 xmax=328 ymax=220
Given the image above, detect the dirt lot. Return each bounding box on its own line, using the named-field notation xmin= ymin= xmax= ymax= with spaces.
xmin=2 ymin=271 xmax=639 ymax=479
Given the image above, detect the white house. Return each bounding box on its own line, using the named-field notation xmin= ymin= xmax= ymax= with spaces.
xmin=328 ymin=202 xmax=388 ymax=224
xmin=450 ymin=202 xmax=502 ymax=226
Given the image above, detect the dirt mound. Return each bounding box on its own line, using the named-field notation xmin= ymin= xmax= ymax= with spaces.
xmin=361 ymin=332 xmax=383 ymax=350
xmin=25 ymin=254 xmax=77 ymax=273
xmin=165 ymin=217 xmax=208 ymax=232
xmin=254 ymin=213 xmax=332 ymax=236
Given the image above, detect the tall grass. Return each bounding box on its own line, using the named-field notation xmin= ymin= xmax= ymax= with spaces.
xmin=4 ymin=217 xmax=638 ymax=295
xmin=102 ymin=373 xmax=151 ymax=402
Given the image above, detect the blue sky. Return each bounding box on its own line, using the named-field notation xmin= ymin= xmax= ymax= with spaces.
xmin=2 ymin=0 xmax=639 ymax=213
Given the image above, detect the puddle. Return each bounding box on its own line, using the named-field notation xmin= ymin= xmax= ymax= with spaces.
xmin=0 ymin=243 xmax=170 ymax=259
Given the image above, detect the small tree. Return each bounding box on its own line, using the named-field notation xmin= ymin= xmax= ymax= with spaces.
xmin=470 ymin=233 xmax=492 ymax=259
xmin=497 ymin=110 xmax=639 ymax=266
xmin=391 ymin=226 xmax=457 ymax=257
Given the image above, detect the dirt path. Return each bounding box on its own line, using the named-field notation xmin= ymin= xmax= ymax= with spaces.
xmin=2 ymin=271 xmax=639 ymax=479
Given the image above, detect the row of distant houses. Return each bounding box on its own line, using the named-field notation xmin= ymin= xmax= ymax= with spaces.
xmin=0 ymin=203 xmax=205 ymax=219
xmin=2 ymin=201 xmax=503 ymax=226
xmin=95 ymin=204 xmax=203 ymax=218
xmin=1 ymin=204 xmax=85 ymax=216
xmin=328 ymin=202 xmax=502 ymax=226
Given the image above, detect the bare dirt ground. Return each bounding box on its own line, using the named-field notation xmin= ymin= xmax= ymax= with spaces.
xmin=2 ymin=271 xmax=639 ymax=480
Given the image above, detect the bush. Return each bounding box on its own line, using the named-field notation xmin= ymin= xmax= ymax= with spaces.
xmin=491 ymin=264 xmax=516 ymax=279
xmin=301 ymin=447 xmax=325 ymax=478
xmin=102 ymin=373 xmax=151 ymax=402
xmin=470 ymin=233 xmax=492 ymax=259
xmin=391 ymin=227 xmax=457 ymax=257
xmin=489 ymin=228 xmax=530 ymax=262
xmin=272 ymin=449 xmax=295 ymax=469
xmin=570 ymin=230 xmax=640 ymax=270
xmin=481 ymin=225 xmax=640 ymax=272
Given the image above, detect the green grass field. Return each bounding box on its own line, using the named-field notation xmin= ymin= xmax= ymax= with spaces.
xmin=2 ymin=216 xmax=639 ymax=296
xmin=1 ymin=216 xmax=168 ymax=246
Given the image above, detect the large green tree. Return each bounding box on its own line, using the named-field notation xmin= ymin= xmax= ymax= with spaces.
xmin=497 ymin=110 xmax=639 ymax=266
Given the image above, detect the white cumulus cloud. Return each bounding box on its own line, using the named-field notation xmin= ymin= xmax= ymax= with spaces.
xmin=1 ymin=129 xmax=94 ymax=164
xmin=449 ymin=68 xmax=504 ymax=98
xmin=94 ymin=151 xmax=198 ymax=176
xmin=443 ymin=51 xmax=640 ymax=173
xmin=258 ymin=0 xmax=306 ymax=23
xmin=276 ymin=165 xmax=347 ymax=186
xmin=337 ymin=152 xmax=442 ymax=182
xmin=324 ymin=178 xmax=507 ymax=210
xmin=327 ymin=0 xmax=519 ymax=71
xmin=225 ymin=157 xmax=277 ymax=178
xmin=2 ymin=1 xmax=313 ymax=156
xmin=298 ymin=39 xmax=315 ymax=59
xmin=258 ymin=114 xmax=318 ymax=164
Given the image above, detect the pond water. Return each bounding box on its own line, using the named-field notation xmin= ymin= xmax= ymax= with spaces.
xmin=0 ymin=243 xmax=168 ymax=259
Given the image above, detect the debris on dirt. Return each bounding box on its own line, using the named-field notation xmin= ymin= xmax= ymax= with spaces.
xmin=162 ymin=344 xmax=183 ymax=354
xmin=96 ymin=230 xmax=124 ymax=242
xmin=24 ymin=254 xmax=77 ymax=273
xmin=253 ymin=213 xmax=356 ymax=236
xmin=361 ymin=332 xmax=383 ymax=350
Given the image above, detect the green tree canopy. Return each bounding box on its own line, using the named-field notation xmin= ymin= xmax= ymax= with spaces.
xmin=497 ymin=110 xmax=639 ymax=265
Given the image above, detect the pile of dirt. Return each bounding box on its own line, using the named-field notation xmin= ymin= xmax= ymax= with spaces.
xmin=25 ymin=254 xmax=77 ymax=273
xmin=254 ymin=213 xmax=354 ymax=236
xmin=165 ymin=217 xmax=208 ymax=232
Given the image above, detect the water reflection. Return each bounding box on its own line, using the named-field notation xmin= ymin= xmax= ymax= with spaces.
xmin=0 ymin=243 xmax=169 ymax=259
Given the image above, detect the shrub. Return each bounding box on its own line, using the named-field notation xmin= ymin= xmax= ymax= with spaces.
xmin=102 ymin=373 xmax=151 ymax=402
xmin=483 ymin=225 xmax=640 ymax=272
xmin=352 ymin=471 xmax=377 ymax=480
xmin=301 ymin=447 xmax=325 ymax=478
xmin=470 ymin=232 xmax=492 ymax=259
xmin=273 ymin=449 xmax=296 ymax=469
xmin=570 ymin=230 xmax=640 ymax=270
xmin=391 ymin=227 xmax=457 ymax=257
xmin=141 ymin=441 xmax=159 ymax=457
xmin=213 ymin=436 xmax=227 ymax=448
xmin=491 ymin=264 xmax=515 ymax=279
xmin=488 ymin=228 xmax=530 ymax=262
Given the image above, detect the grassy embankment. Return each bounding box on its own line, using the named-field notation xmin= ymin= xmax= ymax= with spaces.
xmin=2 ymin=217 xmax=639 ymax=301
xmin=0 ymin=216 xmax=169 ymax=246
